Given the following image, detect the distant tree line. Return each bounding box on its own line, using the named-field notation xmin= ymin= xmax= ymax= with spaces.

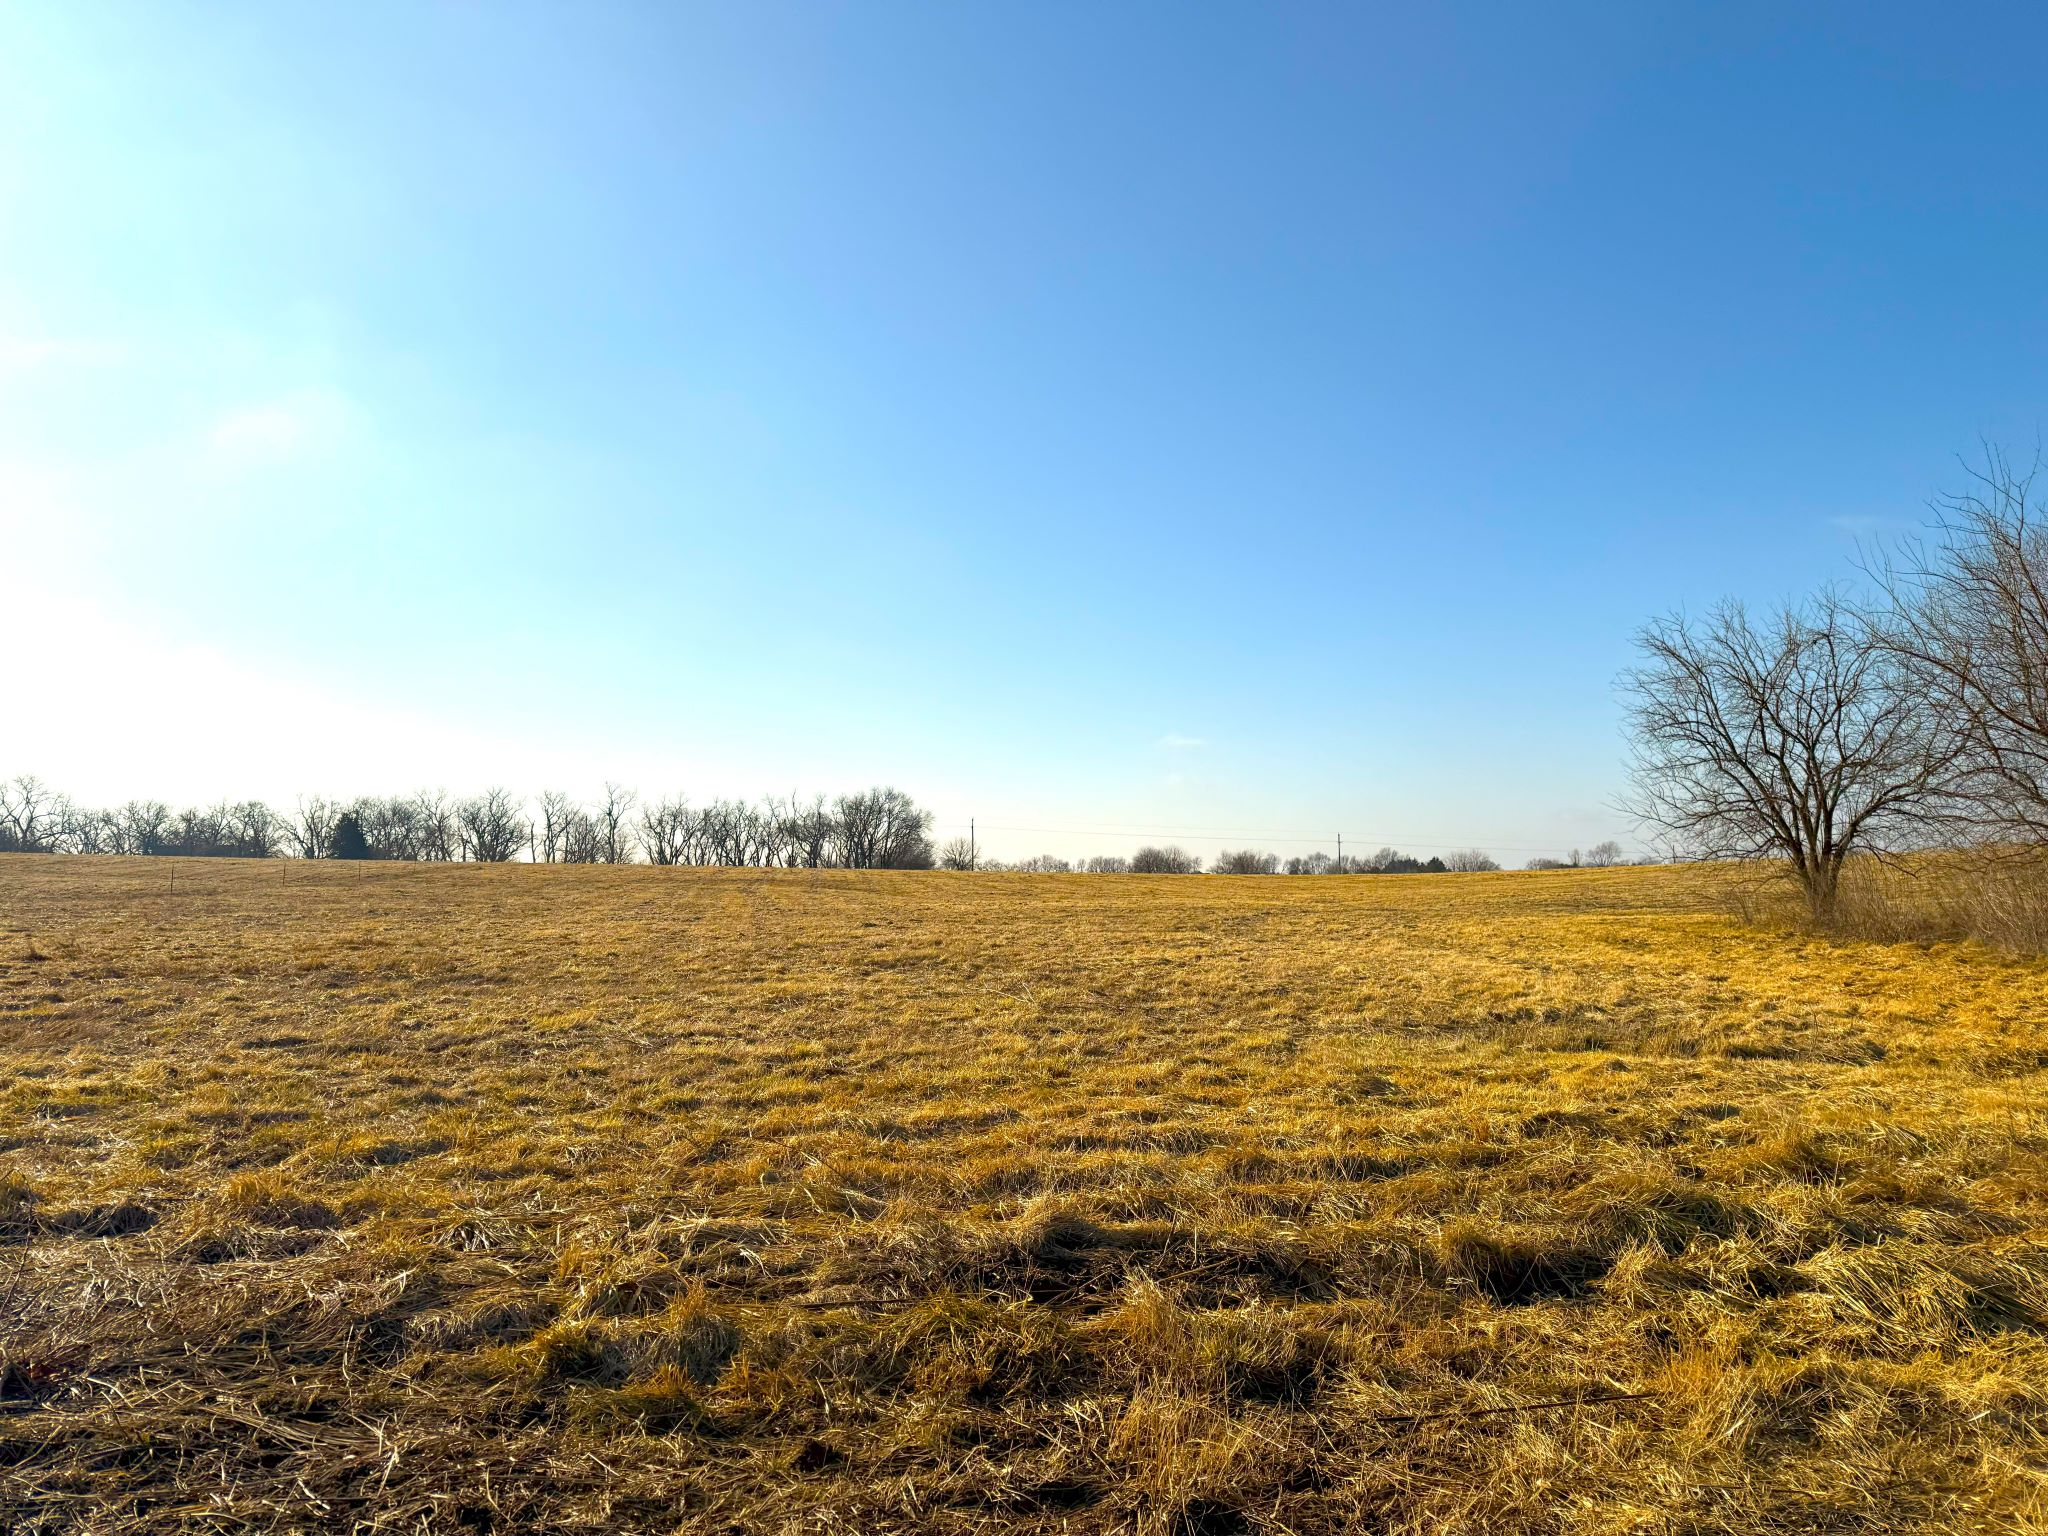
xmin=0 ymin=779 xmax=1564 ymax=878
xmin=0 ymin=779 xmax=940 ymax=869
xmin=1525 ymin=841 xmax=1628 ymax=871
xmin=0 ymin=790 xmax=290 ymax=859
xmin=1622 ymin=447 xmax=2048 ymax=922
xmin=935 ymin=843 xmax=1524 ymax=875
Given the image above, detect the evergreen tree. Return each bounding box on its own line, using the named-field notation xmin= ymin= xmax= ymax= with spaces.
xmin=328 ymin=810 xmax=372 ymax=860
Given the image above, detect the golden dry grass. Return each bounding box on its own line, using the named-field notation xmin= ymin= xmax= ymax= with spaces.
xmin=3 ymin=855 xmax=2046 ymax=1534
xmin=1728 ymin=851 xmax=2048 ymax=956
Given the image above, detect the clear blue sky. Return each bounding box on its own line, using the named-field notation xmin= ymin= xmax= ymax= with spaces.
xmin=4 ymin=3 xmax=2044 ymax=862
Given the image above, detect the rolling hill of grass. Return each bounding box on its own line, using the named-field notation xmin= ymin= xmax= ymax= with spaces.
xmin=3 ymin=856 xmax=2045 ymax=1532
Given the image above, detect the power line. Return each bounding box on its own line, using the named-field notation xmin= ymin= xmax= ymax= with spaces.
xmin=942 ymin=819 xmax=1613 ymax=856
xmin=931 ymin=822 xmax=1609 ymax=855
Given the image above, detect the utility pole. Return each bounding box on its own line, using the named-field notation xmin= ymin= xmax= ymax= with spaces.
xmin=969 ymin=818 xmax=975 ymax=872
xmin=1336 ymin=832 xmax=1341 ymax=873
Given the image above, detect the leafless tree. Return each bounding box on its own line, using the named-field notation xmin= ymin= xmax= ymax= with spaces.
xmin=1620 ymin=593 xmax=1953 ymax=921
xmin=151 ymin=801 xmax=280 ymax=858
xmin=59 ymin=803 xmax=111 ymax=854
xmin=537 ymin=790 xmax=577 ymax=863
xmin=831 ymin=790 xmax=888 ymax=868
xmin=1444 ymin=849 xmax=1500 ymax=872
xmin=1130 ymin=845 xmax=1201 ymax=874
xmin=527 ymin=785 xmax=635 ymax=865
xmin=1870 ymin=448 xmax=2048 ymax=844
xmin=553 ymin=802 xmax=600 ymax=863
xmin=1014 ymin=853 xmax=1073 ymax=872
xmin=938 ymin=836 xmax=976 ymax=871
xmin=1213 ymin=849 xmax=1279 ymax=874
xmin=1083 ymin=854 xmax=1130 ymax=873
xmin=757 ymin=809 xmax=790 ymax=866
xmin=695 ymin=799 xmax=750 ymax=865
xmin=284 ymin=797 xmax=338 ymax=859
xmin=831 ymin=787 xmax=934 ymax=869
xmin=775 ymin=794 xmax=836 ymax=868
xmin=230 ymin=801 xmax=280 ymax=857
xmin=637 ymin=796 xmax=694 ymax=865
xmin=169 ymin=805 xmax=217 ymax=855
xmin=0 ymin=775 xmax=65 ymax=852
xmin=1583 ymin=839 xmax=1625 ymax=868
xmin=457 ymin=788 xmax=529 ymax=863
xmin=114 ymin=800 xmax=173 ymax=856
xmin=344 ymin=796 xmax=422 ymax=861
xmin=412 ymin=791 xmax=458 ymax=862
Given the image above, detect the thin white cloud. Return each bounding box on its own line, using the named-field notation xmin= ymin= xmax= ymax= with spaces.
xmin=200 ymin=387 xmax=357 ymax=474
xmin=0 ymin=337 xmax=126 ymax=374
xmin=1157 ymin=733 xmax=1206 ymax=751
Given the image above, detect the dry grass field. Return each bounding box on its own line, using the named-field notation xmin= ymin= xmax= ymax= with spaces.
xmin=3 ymin=856 xmax=2046 ymax=1534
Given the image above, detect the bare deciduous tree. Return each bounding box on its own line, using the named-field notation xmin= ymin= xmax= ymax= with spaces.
xmin=229 ymin=801 xmax=280 ymax=858
xmin=1443 ymin=849 xmax=1500 ymax=872
xmin=0 ymin=775 xmax=64 ymax=852
xmin=413 ymin=791 xmax=458 ymax=862
xmin=457 ymin=788 xmax=529 ymax=863
xmin=537 ymin=790 xmax=577 ymax=863
xmin=1620 ymin=594 xmax=1952 ymax=920
xmin=117 ymin=800 xmax=173 ymax=856
xmin=637 ymin=796 xmax=693 ymax=865
xmin=779 ymin=794 xmax=836 ymax=868
xmin=1130 ymin=845 xmax=1201 ymax=874
xmin=592 ymin=784 xmax=638 ymax=864
xmin=61 ymin=803 xmax=111 ymax=854
xmin=938 ymin=836 xmax=976 ymax=871
xmin=1213 ymin=849 xmax=1279 ymax=874
xmin=285 ymin=797 xmax=338 ymax=860
xmin=1872 ymin=449 xmax=2048 ymax=844
xmin=533 ymin=791 xmax=604 ymax=864
xmin=1583 ymin=840 xmax=1625 ymax=868
xmin=831 ymin=787 xmax=934 ymax=869
xmin=346 ymin=796 xmax=417 ymax=861
xmin=697 ymin=799 xmax=755 ymax=865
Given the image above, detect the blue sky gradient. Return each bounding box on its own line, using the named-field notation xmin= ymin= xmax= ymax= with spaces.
xmin=4 ymin=4 xmax=2045 ymax=860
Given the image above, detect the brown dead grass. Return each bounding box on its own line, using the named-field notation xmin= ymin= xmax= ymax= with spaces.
xmin=1725 ymin=850 xmax=2048 ymax=956
xmin=1 ymin=855 xmax=2045 ymax=1533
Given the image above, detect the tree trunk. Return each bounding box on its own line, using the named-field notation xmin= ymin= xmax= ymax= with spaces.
xmin=1801 ymin=862 xmax=1841 ymax=925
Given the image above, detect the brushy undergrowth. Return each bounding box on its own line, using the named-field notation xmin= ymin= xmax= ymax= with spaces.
xmin=1722 ymin=849 xmax=2048 ymax=955
xmin=2 ymin=856 xmax=2046 ymax=1533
